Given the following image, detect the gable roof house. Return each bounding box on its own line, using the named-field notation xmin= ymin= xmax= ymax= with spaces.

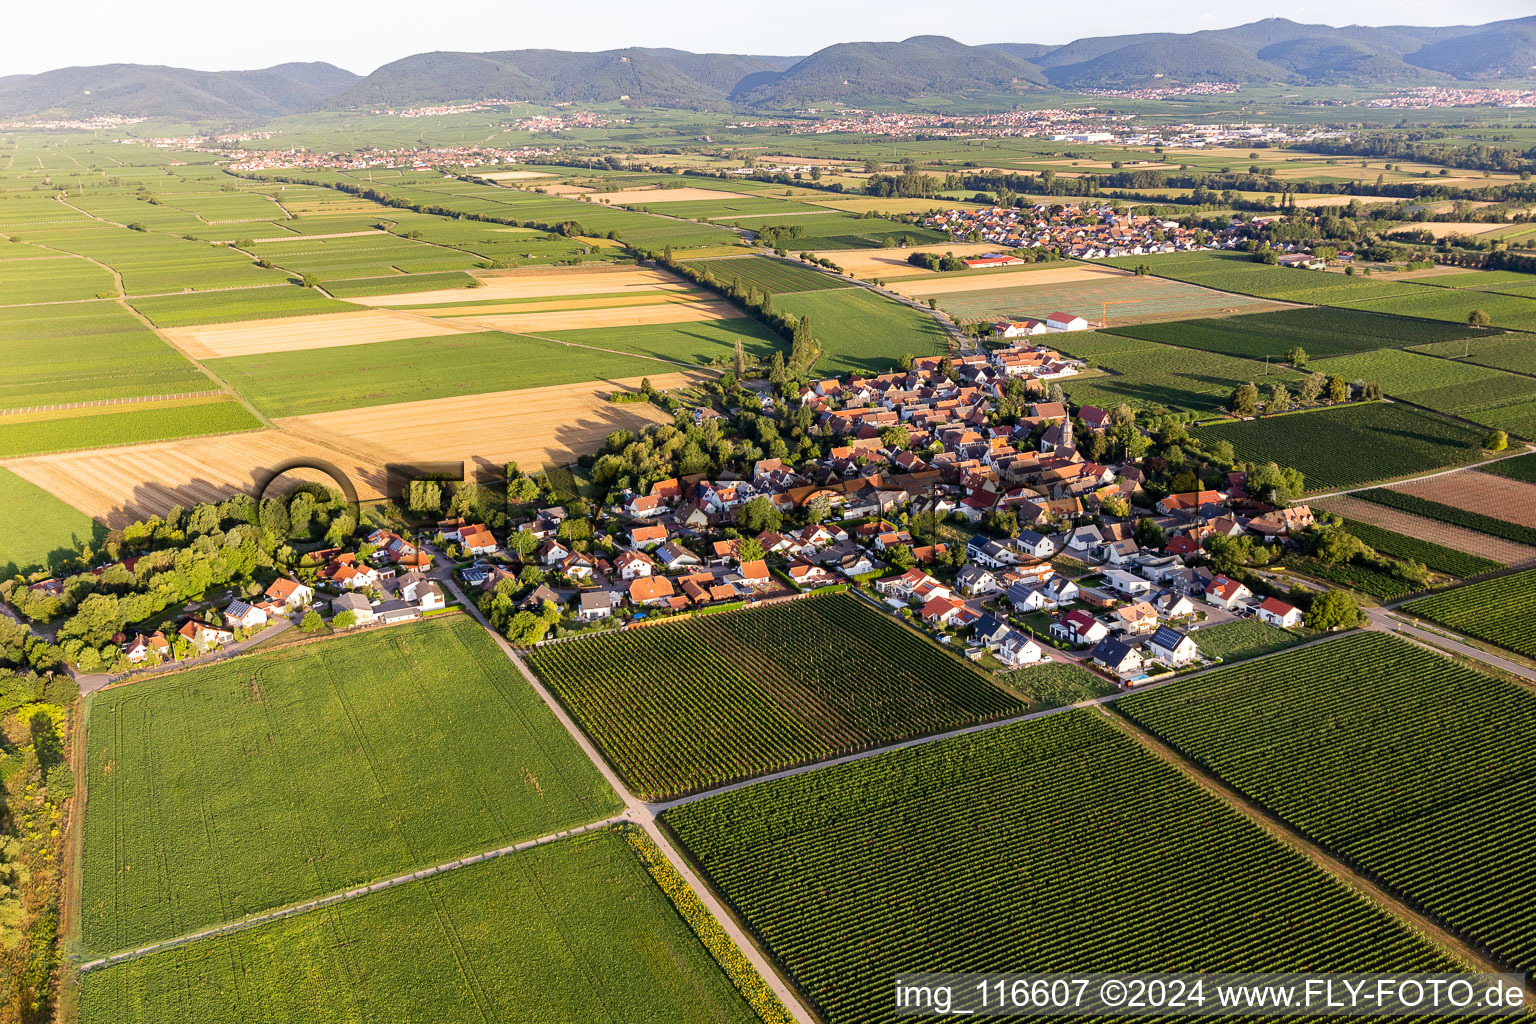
xmin=1051 ymin=609 xmax=1108 ymax=646
xmin=1255 ymin=596 xmax=1303 ymax=628
xmin=1090 ymin=637 xmax=1144 ymax=679
xmin=1204 ymin=575 xmax=1253 ymax=610
xmin=1146 ymin=625 xmax=1198 ymax=667
xmin=614 ymin=549 xmax=657 ymax=580
xmin=121 ymin=630 xmax=171 ymax=664
xmin=178 ymin=617 xmax=235 ymax=649
xmin=222 ymin=600 xmax=267 ymax=630
xmin=628 ymin=576 xmax=676 ymax=607
xmin=579 ymin=590 xmax=619 ymax=620
xmin=1111 ymin=600 xmax=1159 ymax=634
xmin=264 ymin=578 xmax=314 ymax=610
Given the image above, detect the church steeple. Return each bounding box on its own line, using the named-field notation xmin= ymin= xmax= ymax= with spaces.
xmin=1061 ymin=411 xmax=1073 ymax=451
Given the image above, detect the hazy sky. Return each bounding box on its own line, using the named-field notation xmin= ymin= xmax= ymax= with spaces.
xmin=3 ymin=0 xmax=1530 ymax=75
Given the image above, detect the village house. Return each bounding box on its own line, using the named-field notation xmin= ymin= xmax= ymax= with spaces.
xmin=1255 ymin=596 xmax=1303 ymax=628
xmin=121 ymin=630 xmax=170 ymax=664
xmin=614 ymin=549 xmax=657 ymax=580
xmin=1015 ymin=529 xmax=1059 ymax=560
xmin=178 ymin=618 xmax=234 ymax=650
xmin=366 ymin=529 xmax=431 ymax=568
xmin=1204 ymin=575 xmax=1254 ymax=611
xmin=1090 ymin=637 xmax=1144 ymax=679
xmin=921 ymin=594 xmax=968 ymax=627
xmin=1110 ymin=600 xmax=1159 ymax=634
xmin=630 ymin=524 xmax=668 ymax=549
xmin=654 ymin=541 xmax=702 ymax=570
xmin=398 ymin=570 xmax=445 ymax=610
xmin=628 ymin=576 xmax=675 ymax=607
xmin=263 ymin=578 xmax=314 ymax=611
xmin=1051 ymin=609 xmax=1108 ymax=646
xmin=330 ymin=591 xmax=375 ymax=626
xmin=579 ymin=590 xmax=619 ymax=620
xmin=222 ymin=600 xmax=267 ymax=631
xmin=997 ymin=630 xmax=1043 ymax=667
xmin=1146 ymin=625 xmax=1199 ymax=667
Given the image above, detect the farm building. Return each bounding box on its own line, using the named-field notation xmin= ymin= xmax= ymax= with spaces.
xmin=1256 ymin=597 xmax=1303 ymax=628
xmin=1045 ymin=312 xmax=1089 ymax=332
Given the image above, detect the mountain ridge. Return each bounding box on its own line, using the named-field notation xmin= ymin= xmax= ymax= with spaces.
xmin=3 ymin=17 xmax=1533 ymax=123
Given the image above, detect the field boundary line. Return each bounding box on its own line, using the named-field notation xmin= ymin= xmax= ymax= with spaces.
xmin=74 ymin=815 xmax=625 ymax=973
xmin=0 ymin=391 xmax=223 ymax=416
xmin=1305 ymin=443 xmax=1536 ymax=500
xmin=1097 ymin=703 xmax=1536 ymax=999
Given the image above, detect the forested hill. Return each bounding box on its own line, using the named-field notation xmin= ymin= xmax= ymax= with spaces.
xmin=3 ymin=16 xmax=1534 ymax=123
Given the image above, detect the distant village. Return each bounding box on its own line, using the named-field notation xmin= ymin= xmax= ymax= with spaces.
xmin=925 ymin=203 xmax=1208 ymax=259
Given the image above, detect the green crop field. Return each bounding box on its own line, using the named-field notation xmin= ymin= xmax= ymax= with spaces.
xmin=0 ymin=251 xmax=116 ymax=304
xmin=1103 ymin=252 xmax=1420 ymax=304
xmin=323 ymin=271 xmax=479 ymax=297
xmin=81 ymin=616 xmax=619 ymax=956
xmin=1339 ymin=518 xmax=1502 ymax=576
xmin=1053 ymin=334 xmax=1303 ymax=415
xmin=1120 ymin=633 xmax=1536 ymax=976
xmin=1309 ymin=349 xmax=1535 ymax=429
xmin=0 ymin=467 xmax=104 ymax=575
xmin=79 ymin=830 xmax=759 ymax=1024
xmin=1190 ymin=619 xmax=1302 ymax=660
xmin=207 ymin=331 xmax=683 ymax=417
xmin=526 ymin=593 xmax=1023 ymax=800
xmin=248 ymin=232 xmax=485 ymax=282
xmin=1193 ymin=403 xmax=1483 ymax=490
xmin=771 ymin=286 xmax=950 ymax=375
xmin=1404 ymin=569 xmax=1536 ymax=658
xmin=129 ymin=286 xmax=359 ymax=326
xmin=1334 ymin=286 xmax=1536 ymax=333
xmin=1105 ymin=307 xmax=1486 ymax=360
xmin=684 ymin=255 xmax=846 ymax=295
xmin=0 ymin=301 xmax=211 ymax=407
xmin=1410 ymin=333 xmax=1536 ymax=376
xmin=540 ymin=318 xmax=785 ymax=367
xmin=740 ymin=213 xmax=950 ymax=249
xmin=0 ymin=400 xmax=260 ymax=458
xmin=1352 ymin=488 xmax=1536 ymax=547
xmin=666 ymin=710 xmax=1452 ymax=1024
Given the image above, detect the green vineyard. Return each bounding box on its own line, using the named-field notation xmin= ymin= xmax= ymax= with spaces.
xmin=1339 ymin=518 xmax=1502 ymax=577
xmin=665 ymin=711 xmax=1453 ymax=1024
xmin=1403 ymin=568 xmax=1536 ymax=658
xmin=525 ymin=592 xmax=1023 ymax=800
xmin=1120 ymin=633 xmax=1536 ymax=976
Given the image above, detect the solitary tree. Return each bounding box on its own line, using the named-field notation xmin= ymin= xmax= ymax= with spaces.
xmin=1229 ymin=382 xmax=1260 ymax=417
xmin=1306 ymin=590 xmax=1361 ymax=632
xmin=1284 ymin=346 xmax=1308 ymax=368
xmin=1468 ymin=309 xmax=1492 ymax=327
xmin=1484 ymin=429 xmax=1509 ymax=452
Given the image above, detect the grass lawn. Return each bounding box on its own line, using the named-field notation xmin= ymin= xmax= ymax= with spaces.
xmin=207 ymin=332 xmax=683 ymax=417
xmin=0 ymin=467 xmax=105 ymax=575
xmin=79 ymin=829 xmax=759 ymax=1024
xmin=771 ymin=286 xmax=949 ymax=375
xmin=80 ymin=616 xmax=619 ymax=956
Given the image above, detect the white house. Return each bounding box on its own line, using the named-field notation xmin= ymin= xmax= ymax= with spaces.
xmin=579 ymin=590 xmax=618 ymax=620
xmin=1102 ymin=569 xmax=1154 ymax=598
xmin=1045 ymin=311 xmax=1089 ymax=332
xmin=222 ymin=600 xmax=267 ymax=630
xmin=997 ymin=630 xmax=1043 ymax=667
xmin=614 ymin=550 xmax=657 ymax=580
xmin=1256 ymin=596 xmax=1303 ymax=628
xmin=264 ymin=578 xmax=313 ymax=611
xmin=1051 ymin=609 xmax=1107 ymax=646
xmin=1015 ymin=530 xmax=1059 ymax=560
xmin=1146 ymin=625 xmax=1199 ymax=667
xmin=1204 ymin=575 xmax=1253 ymax=610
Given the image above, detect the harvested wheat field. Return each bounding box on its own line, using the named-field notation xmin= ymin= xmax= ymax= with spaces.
xmin=412 ymin=291 xmax=710 ymax=318
xmin=889 ymin=262 xmax=1130 ymax=297
xmin=276 ymin=372 xmax=699 ymax=482
xmin=2 ymin=430 xmax=386 ymax=527
xmin=356 ymin=267 xmax=690 ymax=306
xmin=475 ymin=170 xmax=554 ymax=181
xmin=467 ymin=300 xmax=743 ymax=334
xmin=161 ymin=310 xmax=480 ymax=358
xmin=611 ymin=187 xmax=749 ymax=204
xmin=818 ymin=243 xmax=1025 ymax=280
xmin=1312 ymin=495 xmax=1536 ymax=567
xmin=1392 ymin=471 xmax=1536 ymax=528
